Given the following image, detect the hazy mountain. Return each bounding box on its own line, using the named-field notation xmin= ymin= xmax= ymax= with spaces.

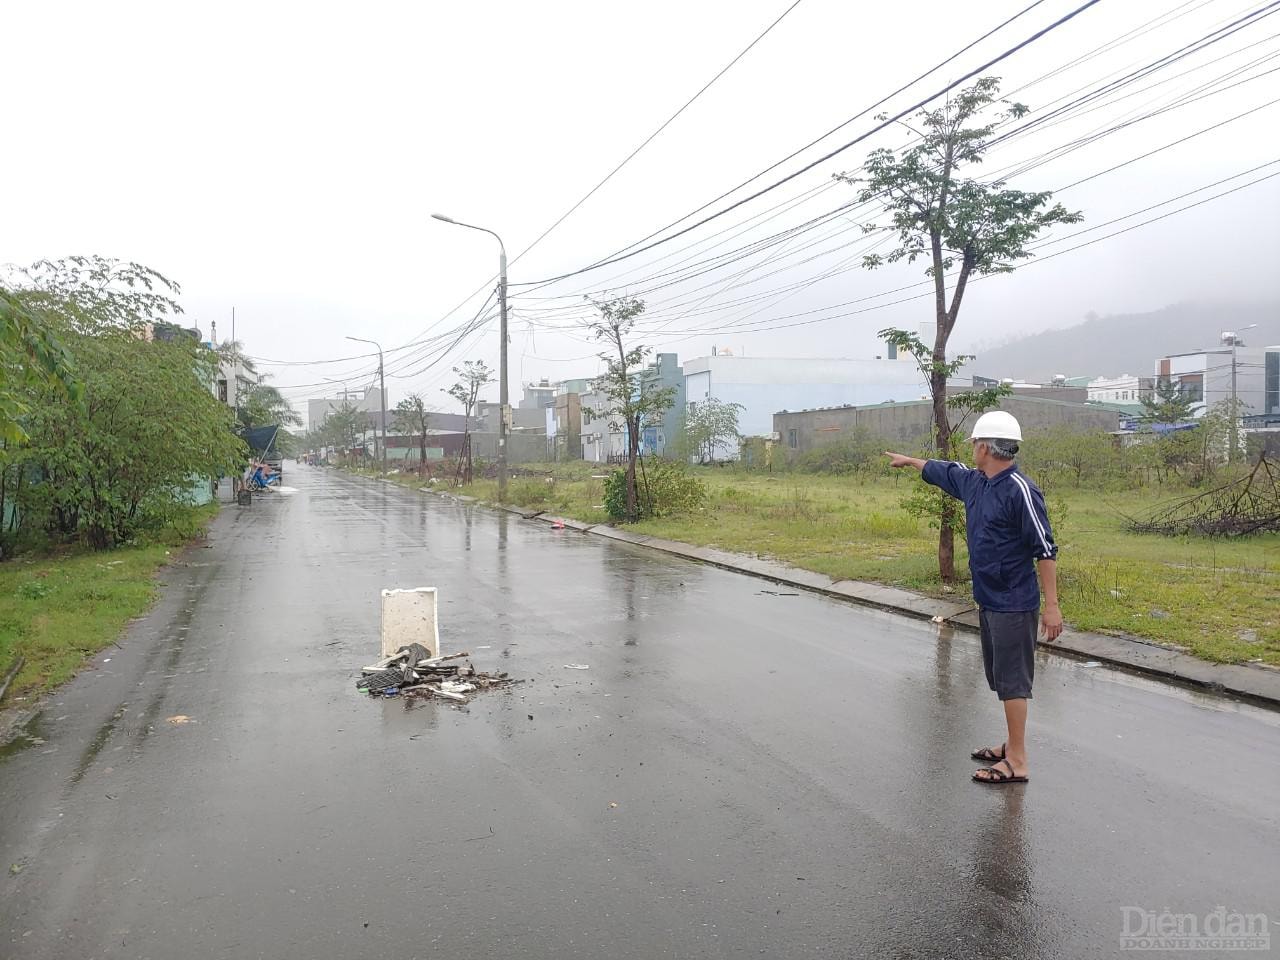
xmin=960 ymin=302 xmax=1280 ymax=383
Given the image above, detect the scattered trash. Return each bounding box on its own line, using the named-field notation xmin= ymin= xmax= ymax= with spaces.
xmin=1081 ymin=661 xmax=1102 ymax=668
xmin=563 ymin=663 xmax=590 ymax=670
xmin=10 ymin=863 xmax=23 ymax=876
xmin=166 ymin=715 xmax=194 ymax=724
xmin=609 ymin=802 xmax=619 ymax=809
xmin=930 ymin=615 xmax=946 ymax=624
xmin=551 ymin=520 xmax=566 ymax=530
xmin=356 ymin=645 xmax=520 ymax=705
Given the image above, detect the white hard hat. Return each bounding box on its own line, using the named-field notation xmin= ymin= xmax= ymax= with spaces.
xmin=969 ymin=410 xmax=1022 ymax=442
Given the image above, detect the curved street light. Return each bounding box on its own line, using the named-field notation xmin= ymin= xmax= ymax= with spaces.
xmin=431 ymin=213 xmax=509 ymax=501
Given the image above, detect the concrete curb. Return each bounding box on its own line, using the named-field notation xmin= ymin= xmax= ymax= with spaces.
xmin=386 ymin=475 xmax=1280 ymax=709
xmin=533 ymin=511 xmax=1279 ymax=709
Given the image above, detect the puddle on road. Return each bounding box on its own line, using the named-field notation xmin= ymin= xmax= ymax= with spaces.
xmin=0 ymin=712 xmax=49 ymax=762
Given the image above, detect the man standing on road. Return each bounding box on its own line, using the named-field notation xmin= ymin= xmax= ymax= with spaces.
xmin=885 ymin=411 xmax=1062 ymax=785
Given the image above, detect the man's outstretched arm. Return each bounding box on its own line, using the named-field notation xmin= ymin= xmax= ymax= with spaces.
xmin=885 ymin=452 xmax=927 ymax=471
xmin=887 ymin=451 xmax=970 ymax=500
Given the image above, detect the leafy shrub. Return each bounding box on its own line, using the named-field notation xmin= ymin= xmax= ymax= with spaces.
xmin=602 ymin=471 xmax=628 ymax=521
xmin=604 ymin=460 xmax=707 ymax=521
xmin=17 ymin=580 xmax=52 ymax=600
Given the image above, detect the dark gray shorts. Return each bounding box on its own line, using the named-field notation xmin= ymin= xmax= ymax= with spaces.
xmin=979 ymin=608 xmax=1038 ymax=701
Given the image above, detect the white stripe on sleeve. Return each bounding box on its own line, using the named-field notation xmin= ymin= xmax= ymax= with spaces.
xmin=1011 ymin=473 xmax=1053 ymax=557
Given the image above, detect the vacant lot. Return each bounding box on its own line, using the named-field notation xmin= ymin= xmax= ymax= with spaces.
xmin=370 ymin=461 xmax=1277 ymax=667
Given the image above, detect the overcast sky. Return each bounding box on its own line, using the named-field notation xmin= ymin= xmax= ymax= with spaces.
xmin=5 ymin=0 xmax=1279 ymax=421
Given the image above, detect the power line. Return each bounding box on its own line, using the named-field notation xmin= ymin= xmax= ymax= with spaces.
xmin=512 ymin=0 xmax=1107 ymax=288
xmin=632 ymin=162 xmax=1280 ymax=338
xmin=509 ymin=0 xmax=808 ymax=268
xmin=516 ymin=3 xmax=1275 ymax=313
xmin=512 ymin=0 xmax=1239 ymax=309
xmin=518 ymin=79 xmax=1280 ymax=340
xmin=522 ymin=0 xmax=1055 ymax=282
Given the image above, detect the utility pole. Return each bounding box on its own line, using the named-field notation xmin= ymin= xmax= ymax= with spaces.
xmin=346 ymin=336 xmax=387 ymax=477
xmin=431 ymin=213 xmax=509 ymax=501
xmin=231 ymin=306 xmax=238 ymax=425
xmin=1223 ymin=323 xmax=1257 ymax=463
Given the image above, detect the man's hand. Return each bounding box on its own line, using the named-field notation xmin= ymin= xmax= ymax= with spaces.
xmin=885 ymin=451 xmax=925 ymax=470
xmin=1041 ymin=602 xmax=1063 ymax=641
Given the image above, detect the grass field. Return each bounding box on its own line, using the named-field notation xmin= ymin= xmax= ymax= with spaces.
xmin=0 ymin=504 xmax=219 ymax=703
xmin=377 ymin=461 xmax=1279 ymax=667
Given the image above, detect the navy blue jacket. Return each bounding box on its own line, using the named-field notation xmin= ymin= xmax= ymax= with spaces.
xmin=921 ymin=460 xmax=1057 ymax=612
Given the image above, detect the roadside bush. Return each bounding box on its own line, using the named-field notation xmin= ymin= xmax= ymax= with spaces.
xmin=604 ymin=460 xmax=707 ymax=521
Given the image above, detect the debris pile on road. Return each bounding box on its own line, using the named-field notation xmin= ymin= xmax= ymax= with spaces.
xmin=356 ymin=643 xmax=519 ymax=704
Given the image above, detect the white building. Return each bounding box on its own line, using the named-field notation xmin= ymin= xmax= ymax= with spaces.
xmin=682 ymin=354 xmax=928 ymax=458
xmin=213 ymin=357 xmax=258 ymax=410
xmin=1087 ymin=374 xmax=1152 ymax=404
xmin=307 ymin=387 xmax=388 ymax=431
xmin=580 ymin=388 xmax=627 ymax=463
xmin=1156 ymin=345 xmax=1270 ymax=417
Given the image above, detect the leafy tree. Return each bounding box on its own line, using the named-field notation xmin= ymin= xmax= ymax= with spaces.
xmin=5 ymin=256 xmax=185 ymax=334
xmin=1196 ymin=397 xmax=1249 ymax=474
xmin=0 ymin=289 xmax=79 ymax=443
xmin=393 ymin=393 xmax=433 ymax=474
xmin=685 ymin=396 xmax=745 ymax=464
xmin=1138 ymin=379 xmax=1196 ymax=426
xmin=236 ymin=380 xmax=301 ymax=432
xmin=214 ymin=339 xmax=257 ymax=377
xmin=2 ymin=259 xmax=243 ymax=549
xmin=318 ymin=401 xmax=361 ymax=463
xmin=445 ymin=360 xmax=492 ymax=483
xmin=584 ymin=297 xmax=676 ymax=522
xmin=840 ymin=78 xmax=1081 ymax=581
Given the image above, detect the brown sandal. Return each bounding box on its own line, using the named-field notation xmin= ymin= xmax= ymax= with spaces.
xmin=970 ymin=743 xmax=1006 ymax=763
xmin=973 ymin=759 xmax=1029 ymax=785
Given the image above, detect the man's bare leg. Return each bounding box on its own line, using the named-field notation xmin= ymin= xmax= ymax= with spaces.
xmin=976 ymin=698 xmax=1028 ymax=780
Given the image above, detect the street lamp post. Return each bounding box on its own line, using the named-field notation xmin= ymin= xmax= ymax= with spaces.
xmin=346 ymin=336 xmax=387 ymax=477
xmin=431 ymin=213 xmax=509 ymax=501
xmin=1222 ymin=323 xmax=1257 ymax=463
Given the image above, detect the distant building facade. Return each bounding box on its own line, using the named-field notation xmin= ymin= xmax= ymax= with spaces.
xmin=685 ymin=354 xmax=928 ymax=458
xmin=774 ymin=396 xmax=1122 ymax=457
xmin=1087 ymin=374 xmax=1154 ymax=405
xmin=1155 ymin=345 xmax=1270 ymax=416
xmin=307 ymin=387 xmax=388 ymax=431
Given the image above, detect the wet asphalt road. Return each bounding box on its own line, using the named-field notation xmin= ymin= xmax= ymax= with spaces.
xmin=2 ymin=466 xmax=1278 ymax=960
